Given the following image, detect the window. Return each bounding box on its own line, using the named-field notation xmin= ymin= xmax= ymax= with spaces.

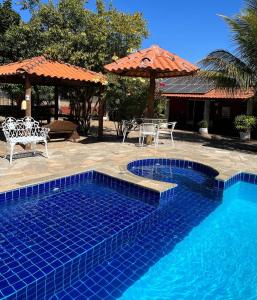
xmin=221 ymin=106 xmax=231 ymax=119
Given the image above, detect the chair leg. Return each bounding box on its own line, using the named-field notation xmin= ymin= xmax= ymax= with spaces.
xmin=171 ymin=132 xmax=174 ymax=145
xmin=122 ymin=129 xmax=127 ymax=143
xmin=44 ymin=141 xmax=49 ymax=158
xmin=139 ymin=134 xmax=144 ymax=147
xmin=155 ymin=134 xmax=159 ymax=148
xmin=32 ymin=142 xmax=36 ymax=155
xmin=4 ymin=143 xmax=9 ymax=159
xmin=9 ymin=143 xmax=15 ymax=164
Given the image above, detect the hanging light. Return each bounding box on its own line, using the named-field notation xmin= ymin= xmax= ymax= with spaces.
xmin=21 ymin=100 xmax=27 ymax=110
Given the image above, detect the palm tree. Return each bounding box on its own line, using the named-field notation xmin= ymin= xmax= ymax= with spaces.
xmin=200 ymin=0 xmax=257 ymax=92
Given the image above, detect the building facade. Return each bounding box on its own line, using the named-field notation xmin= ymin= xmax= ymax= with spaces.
xmin=161 ymin=77 xmax=255 ymax=136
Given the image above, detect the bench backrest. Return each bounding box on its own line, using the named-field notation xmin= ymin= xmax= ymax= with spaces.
xmin=44 ymin=120 xmax=78 ymax=132
xmin=2 ymin=117 xmax=41 ymax=140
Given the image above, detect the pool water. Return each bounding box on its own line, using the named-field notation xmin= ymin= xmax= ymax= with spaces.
xmin=54 ymin=163 xmax=222 ymax=299
xmin=2 ymin=162 xmax=257 ymax=300
xmin=119 ymin=181 xmax=257 ymax=300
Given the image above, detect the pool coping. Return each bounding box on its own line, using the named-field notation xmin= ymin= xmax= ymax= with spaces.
xmin=124 ymin=157 xmax=257 ymax=190
xmin=1 ymin=157 xmax=257 ymax=299
xmin=1 ymin=156 xmax=257 ymax=200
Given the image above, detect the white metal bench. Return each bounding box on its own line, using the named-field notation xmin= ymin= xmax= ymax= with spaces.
xmin=2 ymin=117 xmax=50 ymax=164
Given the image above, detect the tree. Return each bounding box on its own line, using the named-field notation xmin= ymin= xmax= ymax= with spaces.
xmin=200 ymin=0 xmax=257 ymax=93
xmin=0 ymin=0 xmax=148 ymax=135
xmin=105 ymin=74 xmax=167 ymax=136
xmin=106 ymin=75 xmax=148 ymax=135
xmin=0 ymin=0 xmax=21 ymax=64
xmin=2 ymin=0 xmax=148 ymax=71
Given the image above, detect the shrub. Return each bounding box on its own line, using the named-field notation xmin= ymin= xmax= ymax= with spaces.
xmin=198 ymin=120 xmax=208 ymax=128
xmin=234 ymin=115 xmax=257 ymax=132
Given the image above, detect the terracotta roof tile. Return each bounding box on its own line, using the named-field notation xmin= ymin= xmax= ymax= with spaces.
xmin=0 ymin=56 xmax=106 ymax=84
xmin=104 ymin=45 xmax=199 ymax=78
xmin=163 ymin=88 xmax=254 ymax=100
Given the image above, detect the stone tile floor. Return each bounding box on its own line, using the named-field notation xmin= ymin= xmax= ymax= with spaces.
xmin=0 ymin=121 xmax=257 ymax=192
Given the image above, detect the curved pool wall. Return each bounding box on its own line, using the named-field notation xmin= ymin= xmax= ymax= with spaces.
xmin=128 ymin=158 xmax=219 ymax=187
xmin=1 ymin=161 xmax=257 ymax=299
xmin=127 ymin=158 xmax=257 ymax=191
xmin=0 ymin=170 xmax=173 ymax=300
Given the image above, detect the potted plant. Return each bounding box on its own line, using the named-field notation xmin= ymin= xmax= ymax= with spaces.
xmin=234 ymin=115 xmax=256 ymax=141
xmin=198 ymin=120 xmax=208 ymax=135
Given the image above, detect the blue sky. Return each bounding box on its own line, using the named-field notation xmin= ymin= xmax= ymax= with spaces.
xmin=14 ymin=0 xmax=244 ymax=64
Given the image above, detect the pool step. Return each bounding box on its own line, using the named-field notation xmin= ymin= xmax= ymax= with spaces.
xmin=1 ymin=169 xmax=177 ymax=300
xmin=50 ymin=216 xmax=175 ymax=300
xmin=4 ymin=208 xmax=159 ymax=300
xmin=51 ymin=188 xmax=220 ymax=300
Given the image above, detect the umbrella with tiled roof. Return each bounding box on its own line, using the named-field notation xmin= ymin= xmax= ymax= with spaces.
xmin=104 ymin=45 xmax=199 ymax=117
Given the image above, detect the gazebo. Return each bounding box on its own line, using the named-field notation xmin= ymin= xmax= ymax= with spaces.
xmin=105 ymin=45 xmax=198 ymax=117
xmin=0 ymin=56 xmax=106 ymax=119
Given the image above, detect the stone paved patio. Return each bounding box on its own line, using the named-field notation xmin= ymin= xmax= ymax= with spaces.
xmin=0 ymin=122 xmax=257 ymax=193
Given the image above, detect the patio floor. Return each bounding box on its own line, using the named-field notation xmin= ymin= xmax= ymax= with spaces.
xmin=0 ymin=121 xmax=257 ymax=192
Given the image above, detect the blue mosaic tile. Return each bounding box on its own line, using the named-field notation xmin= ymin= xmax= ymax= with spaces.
xmin=53 ymin=168 xmax=222 ymax=300
xmin=1 ymin=158 xmax=257 ymax=300
xmin=0 ymin=171 xmax=163 ymax=300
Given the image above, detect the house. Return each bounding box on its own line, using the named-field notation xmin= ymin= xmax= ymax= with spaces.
xmin=160 ymin=76 xmax=255 ymax=135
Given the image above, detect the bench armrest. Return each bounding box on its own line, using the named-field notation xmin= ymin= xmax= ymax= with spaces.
xmin=35 ymin=127 xmax=50 ymax=138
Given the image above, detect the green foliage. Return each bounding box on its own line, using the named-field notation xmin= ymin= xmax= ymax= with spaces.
xmin=1 ymin=0 xmax=148 ymax=71
xmin=234 ymin=115 xmax=257 ymax=132
xmin=200 ymin=0 xmax=257 ymax=93
xmin=0 ymin=0 xmax=20 ymax=34
xmin=105 ymin=75 xmax=167 ymax=136
xmin=198 ymin=120 xmax=208 ymax=128
xmin=106 ymin=75 xmax=147 ymax=135
xmin=0 ymin=0 xmax=148 ymax=135
xmin=0 ymin=0 xmax=21 ymax=63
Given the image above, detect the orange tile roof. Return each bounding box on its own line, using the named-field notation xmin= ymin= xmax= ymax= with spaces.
xmin=0 ymin=56 xmax=106 ymax=85
xmin=163 ymin=88 xmax=254 ymax=100
xmin=104 ymin=45 xmax=199 ymax=78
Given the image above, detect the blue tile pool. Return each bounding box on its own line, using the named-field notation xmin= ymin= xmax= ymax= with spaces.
xmin=119 ymin=180 xmax=257 ymax=300
xmin=1 ymin=159 xmax=257 ymax=299
xmin=0 ymin=171 xmax=162 ymax=300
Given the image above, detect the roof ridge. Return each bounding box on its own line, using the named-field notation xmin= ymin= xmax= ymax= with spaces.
xmin=17 ymin=56 xmax=46 ymax=74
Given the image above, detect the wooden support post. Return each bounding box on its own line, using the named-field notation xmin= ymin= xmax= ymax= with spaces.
xmin=25 ymin=76 xmax=32 ymax=117
xmin=146 ymin=73 xmax=156 ymax=144
xmin=54 ymin=86 xmax=60 ymax=120
xmin=147 ymin=72 xmax=155 ymax=118
xmin=98 ymin=86 xmax=105 ymax=139
xmin=203 ymin=100 xmax=210 ymax=124
xmin=165 ymin=100 xmax=170 ymax=121
xmin=24 ymin=76 xmax=32 ymax=150
xmin=247 ymin=99 xmax=253 ymax=115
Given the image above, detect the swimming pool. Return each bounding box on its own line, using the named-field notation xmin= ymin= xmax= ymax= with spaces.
xmin=118 ymin=180 xmax=257 ymax=300
xmin=120 ymin=159 xmax=257 ymax=299
xmin=1 ymin=159 xmax=257 ymax=299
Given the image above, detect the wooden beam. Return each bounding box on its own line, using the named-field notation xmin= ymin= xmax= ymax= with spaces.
xmin=98 ymin=86 xmax=105 ymax=139
xmin=25 ymin=76 xmax=32 ymax=117
xmin=54 ymin=86 xmax=60 ymax=120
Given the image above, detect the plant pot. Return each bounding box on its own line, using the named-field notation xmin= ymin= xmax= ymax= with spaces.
xmin=239 ymin=131 xmax=251 ymax=141
xmin=199 ymin=127 xmax=208 ymax=135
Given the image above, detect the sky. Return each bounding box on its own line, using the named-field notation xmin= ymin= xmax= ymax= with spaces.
xmin=14 ymin=0 xmax=245 ymax=64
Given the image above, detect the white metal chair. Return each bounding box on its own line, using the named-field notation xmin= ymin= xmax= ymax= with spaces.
xmin=122 ymin=119 xmax=140 ymax=143
xmin=139 ymin=123 xmax=159 ymax=147
xmin=2 ymin=117 xmax=50 ymax=164
xmin=157 ymin=121 xmax=177 ymax=145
